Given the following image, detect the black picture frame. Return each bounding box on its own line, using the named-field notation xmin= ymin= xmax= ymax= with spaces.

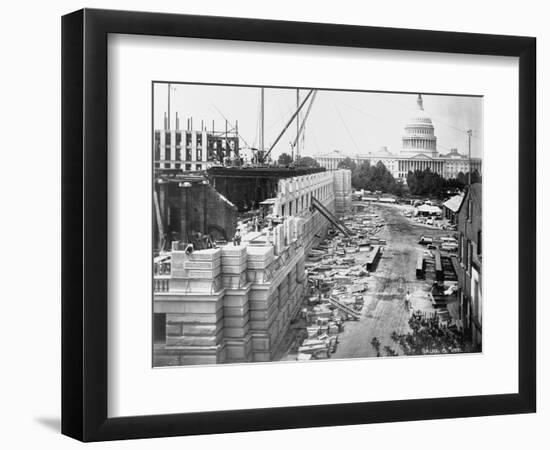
xmin=62 ymin=8 xmax=536 ymax=442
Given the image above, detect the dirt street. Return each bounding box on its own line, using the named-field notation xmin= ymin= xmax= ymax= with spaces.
xmin=332 ymin=203 xmax=452 ymax=359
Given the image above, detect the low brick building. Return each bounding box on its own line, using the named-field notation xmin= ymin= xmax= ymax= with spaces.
xmin=455 ymin=183 xmax=482 ymax=348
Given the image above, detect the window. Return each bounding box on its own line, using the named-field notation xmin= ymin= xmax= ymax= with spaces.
xmin=165 ymin=132 xmax=171 ymax=146
xmin=185 ymin=164 xmax=192 ymax=171
xmin=175 ymin=132 xmax=182 ymax=161
xmin=196 ymin=164 xmax=202 ymax=171
xmin=197 ymin=148 xmax=202 ymax=161
xmin=154 ymin=131 xmax=160 ymax=161
xmin=186 ymin=132 xmax=192 ymax=160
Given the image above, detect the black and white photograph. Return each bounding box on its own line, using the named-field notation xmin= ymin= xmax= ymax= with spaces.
xmin=152 ymin=82 xmax=483 ymax=367
xmin=0 ymin=0 xmax=542 ymax=446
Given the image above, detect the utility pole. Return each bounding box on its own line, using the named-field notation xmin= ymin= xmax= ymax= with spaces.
xmin=467 ymin=129 xmax=472 ymax=187
xmin=260 ymin=87 xmax=265 ymax=151
xmin=235 ymin=120 xmax=239 ymax=157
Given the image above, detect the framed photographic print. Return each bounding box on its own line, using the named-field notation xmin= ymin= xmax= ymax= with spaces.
xmin=62 ymin=8 xmax=536 ymax=442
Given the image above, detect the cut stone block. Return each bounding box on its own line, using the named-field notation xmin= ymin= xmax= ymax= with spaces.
xmin=182 ymin=266 xmax=222 ymax=278
xmin=171 ymin=249 xmax=221 ymax=277
xmin=223 ymin=316 xmax=249 ymax=328
xmin=220 ymin=261 xmax=248 ymax=274
xmin=223 ymin=322 xmax=251 ymax=339
xmin=180 ymin=323 xmax=223 ymax=336
xmin=166 ymin=323 xmax=182 ymax=336
xmin=220 ymin=245 xmax=247 ymax=258
xmin=251 ymin=333 xmax=271 ymax=351
xmin=166 ymin=330 xmax=223 ymax=347
xmin=221 ymin=273 xmax=248 ymax=289
xmin=154 ymin=292 xmax=224 ymax=315
xmin=224 ymin=336 xmax=252 ymax=362
xmin=169 ymin=277 xmax=222 ymax=293
xmin=223 ymin=293 xmax=249 ymax=308
xmin=223 ymin=304 xmax=249 ymax=317
xmin=248 ymin=289 xmax=272 ymax=302
xmin=246 ymin=246 xmax=274 ymax=264
xmin=183 ymin=260 xmax=221 ymax=270
xmin=252 ymin=352 xmax=271 ymax=362
xmin=165 ymin=310 xmax=223 ymax=325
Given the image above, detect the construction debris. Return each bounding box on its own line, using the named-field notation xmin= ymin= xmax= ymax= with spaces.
xmin=287 ymin=203 xmax=392 ymax=361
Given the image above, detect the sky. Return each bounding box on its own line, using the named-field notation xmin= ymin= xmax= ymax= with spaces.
xmin=153 ymin=82 xmax=483 ymax=160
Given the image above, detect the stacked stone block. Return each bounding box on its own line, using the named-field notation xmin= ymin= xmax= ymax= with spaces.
xmin=333 ymin=169 xmax=353 ymax=215
xmin=162 ymin=248 xmax=226 ymax=365
xmin=220 ymin=245 xmax=252 ymax=363
xmin=246 ymin=246 xmax=280 ymax=362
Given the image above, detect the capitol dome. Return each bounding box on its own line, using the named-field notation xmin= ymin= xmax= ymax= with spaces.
xmin=401 ymin=94 xmax=438 ymax=158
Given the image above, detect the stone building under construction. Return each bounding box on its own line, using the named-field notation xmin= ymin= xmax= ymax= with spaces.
xmin=153 ymin=169 xmax=352 ymax=366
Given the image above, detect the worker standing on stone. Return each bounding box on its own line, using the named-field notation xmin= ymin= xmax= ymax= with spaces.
xmin=233 ymin=228 xmax=241 ymax=246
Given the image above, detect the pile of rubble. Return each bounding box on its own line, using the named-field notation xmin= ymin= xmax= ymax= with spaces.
xmin=288 ymin=207 xmax=389 ymax=361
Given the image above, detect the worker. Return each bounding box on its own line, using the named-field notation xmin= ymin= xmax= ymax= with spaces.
xmin=233 ymin=228 xmax=241 ymax=246
xmin=405 ymin=290 xmax=411 ymax=310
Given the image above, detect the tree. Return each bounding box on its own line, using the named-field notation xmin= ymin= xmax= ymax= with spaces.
xmin=470 ymin=169 xmax=482 ymax=184
xmin=393 ymin=181 xmax=405 ymax=196
xmin=348 ymin=160 xmax=402 ymax=195
xmin=337 ymin=157 xmax=357 ymax=172
xmin=406 ymin=168 xmax=471 ymax=197
xmin=457 ymin=171 xmax=467 ymax=186
xmin=277 ymin=152 xmax=293 ymax=166
xmin=295 ymin=156 xmax=320 ymax=167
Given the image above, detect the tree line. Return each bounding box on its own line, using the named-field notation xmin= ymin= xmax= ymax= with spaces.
xmin=406 ymin=168 xmax=481 ymax=197
xmin=337 ymin=157 xmax=404 ymax=195
xmin=337 ymin=156 xmax=481 ymax=197
xmin=277 ymin=153 xmax=320 ymax=168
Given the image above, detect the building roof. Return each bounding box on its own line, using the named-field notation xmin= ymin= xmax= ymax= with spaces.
xmin=318 ymin=149 xmax=350 ymax=158
xmin=366 ymin=146 xmax=394 ymax=157
xmin=457 ymin=183 xmax=482 ymax=214
xmin=440 ymin=148 xmax=468 ymax=159
xmin=443 ymin=194 xmax=465 ymax=213
xmin=404 ymin=94 xmax=435 ymax=128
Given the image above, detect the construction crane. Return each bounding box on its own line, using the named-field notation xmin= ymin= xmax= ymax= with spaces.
xmin=291 ymin=90 xmax=318 ymax=160
xmin=259 ymin=89 xmax=315 ymax=163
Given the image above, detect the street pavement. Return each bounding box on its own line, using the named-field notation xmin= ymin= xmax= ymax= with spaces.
xmin=332 ymin=203 xmax=452 ymax=359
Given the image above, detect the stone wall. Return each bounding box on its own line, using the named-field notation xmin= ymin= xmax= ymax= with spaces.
xmin=153 ymin=169 xmax=351 ymax=365
xmin=154 ymin=220 xmax=306 ymax=366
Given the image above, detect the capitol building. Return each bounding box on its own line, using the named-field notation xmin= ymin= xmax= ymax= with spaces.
xmin=314 ymin=94 xmax=482 ymax=180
